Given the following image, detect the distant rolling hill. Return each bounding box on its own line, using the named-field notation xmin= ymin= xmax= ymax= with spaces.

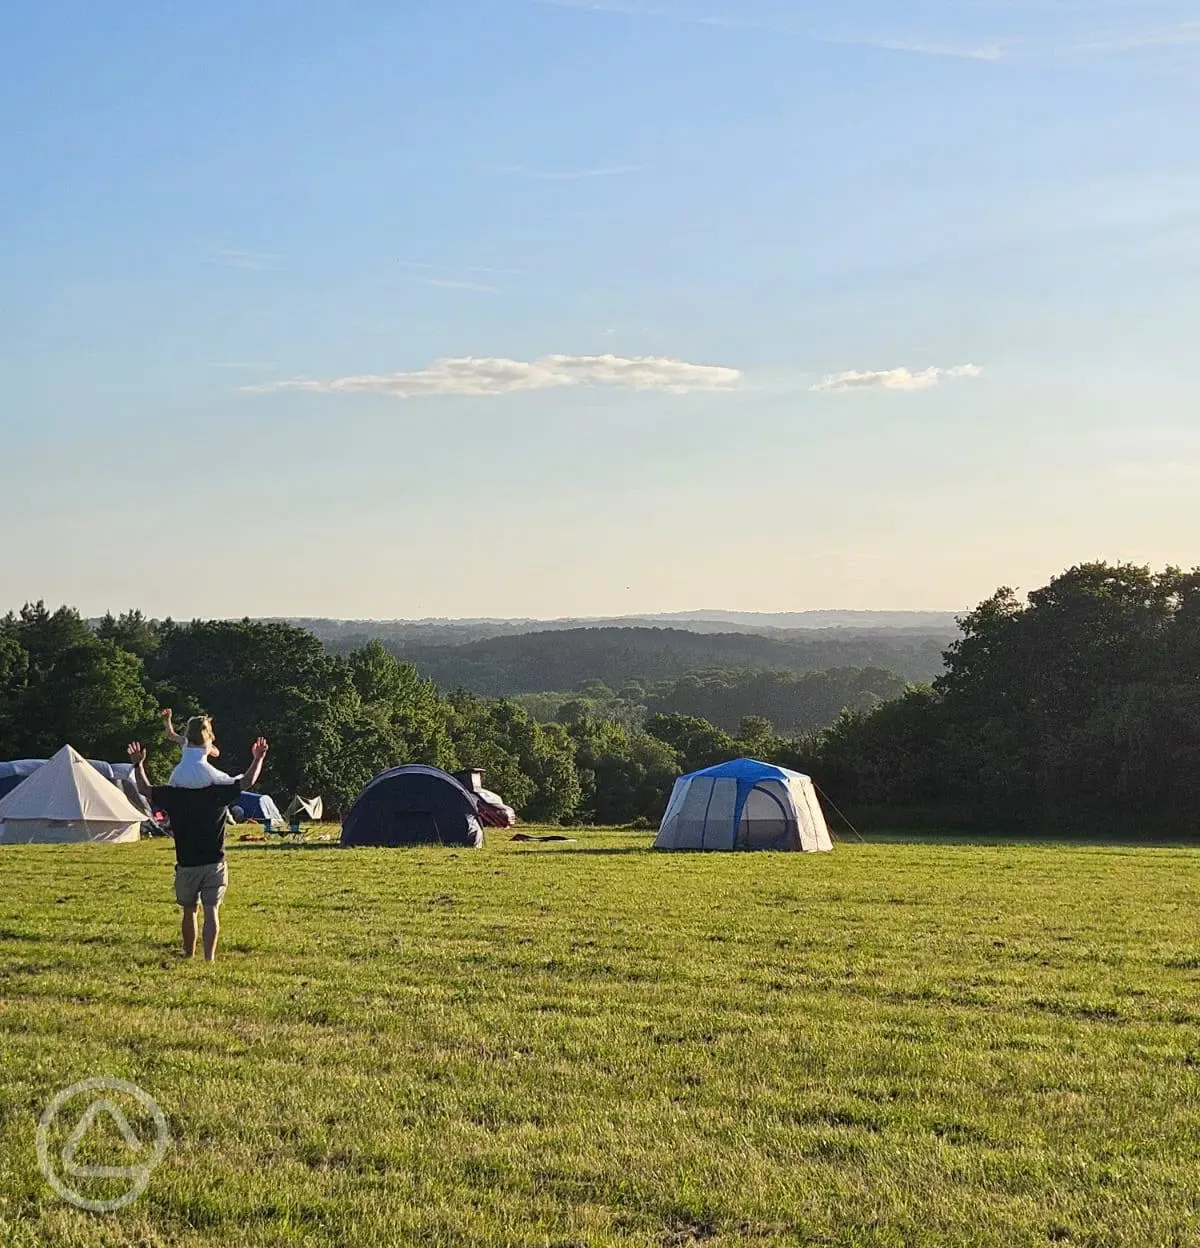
xmin=291 ymin=610 xmax=961 ymax=650
xmin=359 ymin=625 xmax=954 ymax=696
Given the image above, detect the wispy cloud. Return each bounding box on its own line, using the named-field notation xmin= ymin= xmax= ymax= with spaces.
xmin=855 ymin=36 xmax=1004 ymax=62
xmin=534 ymin=0 xmax=1006 ymax=61
xmin=209 ymin=248 xmax=279 ymax=271
xmin=1081 ymin=20 xmax=1200 ymax=53
xmin=420 ymin=277 xmax=498 ymax=293
xmin=533 ymin=165 xmax=643 ymax=180
xmin=535 ymin=0 xmax=656 ymax=14
xmin=811 ymin=364 xmax=983 ymax=394
xmin=241 ymin=353 xmax=742 ymax=399
xmin=487 ymin=160 xmax=643 ymax=180
xmin=398 ymin=260 xmax=525 ymax=275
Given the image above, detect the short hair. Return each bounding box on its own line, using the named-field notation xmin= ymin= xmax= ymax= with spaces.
xmin=185 ymin=715 xmax=214 ymax=748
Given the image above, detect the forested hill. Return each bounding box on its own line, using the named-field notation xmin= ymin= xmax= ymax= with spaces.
xmin=291 ymin=611 xmax=961 ymax=649
xmin=360 ymin=626 xmax=952 ymax=696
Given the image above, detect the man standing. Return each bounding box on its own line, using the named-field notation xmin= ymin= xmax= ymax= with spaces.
xmin=127 ymin=736 xmax=269 ymax=962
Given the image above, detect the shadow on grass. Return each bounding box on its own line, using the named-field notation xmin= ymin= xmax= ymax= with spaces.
xmin=229 ymin=840 xmax=342 ymax=852
xmin=854 ymin=831 xmax=1200 ymax=850
xmin=512 ymin=846 xmax=653 ymax=857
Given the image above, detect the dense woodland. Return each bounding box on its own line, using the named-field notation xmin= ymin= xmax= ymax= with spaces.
xmin=515 ymin=666 xmax=909 ymax=736
xmin=1 ymin=562 xmax=1196 ymax=832
xmin=355 ymin=625 xmax=951 ymax=693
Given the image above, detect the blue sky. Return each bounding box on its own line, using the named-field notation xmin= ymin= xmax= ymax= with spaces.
xmin=2 ymin=0 xmax=1197 ymax=619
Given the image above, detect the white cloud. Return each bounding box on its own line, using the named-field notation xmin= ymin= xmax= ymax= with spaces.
xmin=420 ymin=277 xmax=498 ymax=293
xmin=209 ymin=248 xmax=279 ymax=271
xmin=535 ymin=0 xmax=660 ymax=15
xmin=860 ymin=36 xmax=1004 ymax=62
xmin=398 ymin=260 xmax=524 ymax=275
xmin=810 ymin=364 xmax=983 ymax=394
xmin=533 ymin=165 xmax=644 ymax=180
xmin=1082 ymin=20 xmax=1200 ymax=53
xmin=486 ymin=161 xmax=643 ymax=180
xmin=534 ymin=0 xmax=1005 ymax=61
xmin=242 ymin=353 xmax=742 ymax=399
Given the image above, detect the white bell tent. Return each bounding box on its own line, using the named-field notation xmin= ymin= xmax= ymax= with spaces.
xmin=0 ymin=745 xmax=145 ymax=844
xmin=654 ymin=758 xmax=833 ymax=852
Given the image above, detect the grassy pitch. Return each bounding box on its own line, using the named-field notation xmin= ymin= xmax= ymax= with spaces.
xmin=1 ymin=830 xmax=1198 ymax=1246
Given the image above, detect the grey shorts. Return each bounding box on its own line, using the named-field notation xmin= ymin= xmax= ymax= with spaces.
xmin=174 ymin=861 xmax=228 ymax=908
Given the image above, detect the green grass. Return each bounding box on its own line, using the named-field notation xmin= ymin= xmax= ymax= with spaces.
xmin=1 ymin=829 xmax=1199 ymax=1247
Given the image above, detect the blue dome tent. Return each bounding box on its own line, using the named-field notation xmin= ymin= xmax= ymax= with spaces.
xmin=341 ymin=765 xmax=484 ymax=848
xmin=653 ymin=758 xmax=833 ymax=852
xmin=233 ymin=791 xmax=285 ymax=828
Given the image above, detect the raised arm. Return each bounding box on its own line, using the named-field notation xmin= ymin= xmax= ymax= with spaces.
xmin=161 ymin=708 xmax=185 ymax=747
xmin=240 ymin=737 xmax=269 ymax=790
xmin=126 ymin=741 xmax=154 ymax=800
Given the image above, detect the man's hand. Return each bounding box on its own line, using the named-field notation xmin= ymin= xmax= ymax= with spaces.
xmin=126 ymin=742 xmax=153 ymax=800
xmin=241 ymin=737 xmax=269 ymax=791
xmin=160 ymin=708 xmax=172 ymax=723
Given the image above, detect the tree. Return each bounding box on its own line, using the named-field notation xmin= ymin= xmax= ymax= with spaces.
xmin=570 ymin=716 xmax=680 ymax=825
xmin=3 ymin=602 xmax=94 ymax=664
xmin=645 ymin=713 xmax=735 ymax=774
xmin=348 ymin=641 xmax=455 ymax=768
xmin=2 ymin=638 xmax=160 ymax=763
xmin=448 ymin=694 xmax=582 ymax=823
xmin=819 ymin=563 xmax=1200 ymax=827
xmin=95 ymin=610 xmax=162 ymax=658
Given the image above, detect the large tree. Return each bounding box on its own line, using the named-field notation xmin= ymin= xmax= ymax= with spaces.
xmin=0 ymin=604 xmax=161 ymax=762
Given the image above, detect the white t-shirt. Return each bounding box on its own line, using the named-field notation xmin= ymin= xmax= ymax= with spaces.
xmin=169 ymin=745 xmax=237 ymax=789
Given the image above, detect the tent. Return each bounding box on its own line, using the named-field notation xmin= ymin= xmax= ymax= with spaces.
xmin=232 ymin=792 xmax=285 ymax=828
xmin=0 ymin=761 xmax=44 ymax=801
xmin=0 ymin=745 xmax=147 ymax=844
xmin=341 ymin=765 xmax=484 ymax=848
xmin=285 ymin=795 xmax=323 ymax=823
xmin=477 ymin=788 xmax=516 ymax=828
xmin=0 ymin=758 xmax=148 ymax=815
xmin=653 ymin=758 xmax=833 ymax=853
xmin=452 ymin=767 xmax=514 ymax=828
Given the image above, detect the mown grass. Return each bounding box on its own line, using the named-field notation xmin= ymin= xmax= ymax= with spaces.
xmin=1 ymin=829 xmax=1198 ymax=1246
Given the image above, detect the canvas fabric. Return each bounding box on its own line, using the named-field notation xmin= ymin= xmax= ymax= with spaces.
xmin=0 ymin=745 xmax=146 ymax=833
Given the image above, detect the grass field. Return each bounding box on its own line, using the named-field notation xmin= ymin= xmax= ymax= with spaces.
xmin=1 ymin=829 xmax=1198 ymax=1247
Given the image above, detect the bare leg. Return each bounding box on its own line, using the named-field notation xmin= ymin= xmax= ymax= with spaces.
xmin=202 ymin=904 xmax=220 ymax=962
xmin=181 ymin=905 xmax=198 ymax=957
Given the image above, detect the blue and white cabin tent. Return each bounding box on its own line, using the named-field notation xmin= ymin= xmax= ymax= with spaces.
xmin=654 ymin=758 xmax=833 ymax=852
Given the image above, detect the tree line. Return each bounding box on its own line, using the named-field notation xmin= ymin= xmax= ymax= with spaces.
xmin=2 ymin=562 xmax=1196 ymax=832
xmin=817 ymin=563 xmax=1200 ymax=830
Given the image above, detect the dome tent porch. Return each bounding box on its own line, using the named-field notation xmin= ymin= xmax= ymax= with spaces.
xmin=653 ymin=758 xmax=832 ymax=852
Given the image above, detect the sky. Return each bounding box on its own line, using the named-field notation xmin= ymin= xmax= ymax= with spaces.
xmin=2 ymin=0 xmax=1198 ymax=620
